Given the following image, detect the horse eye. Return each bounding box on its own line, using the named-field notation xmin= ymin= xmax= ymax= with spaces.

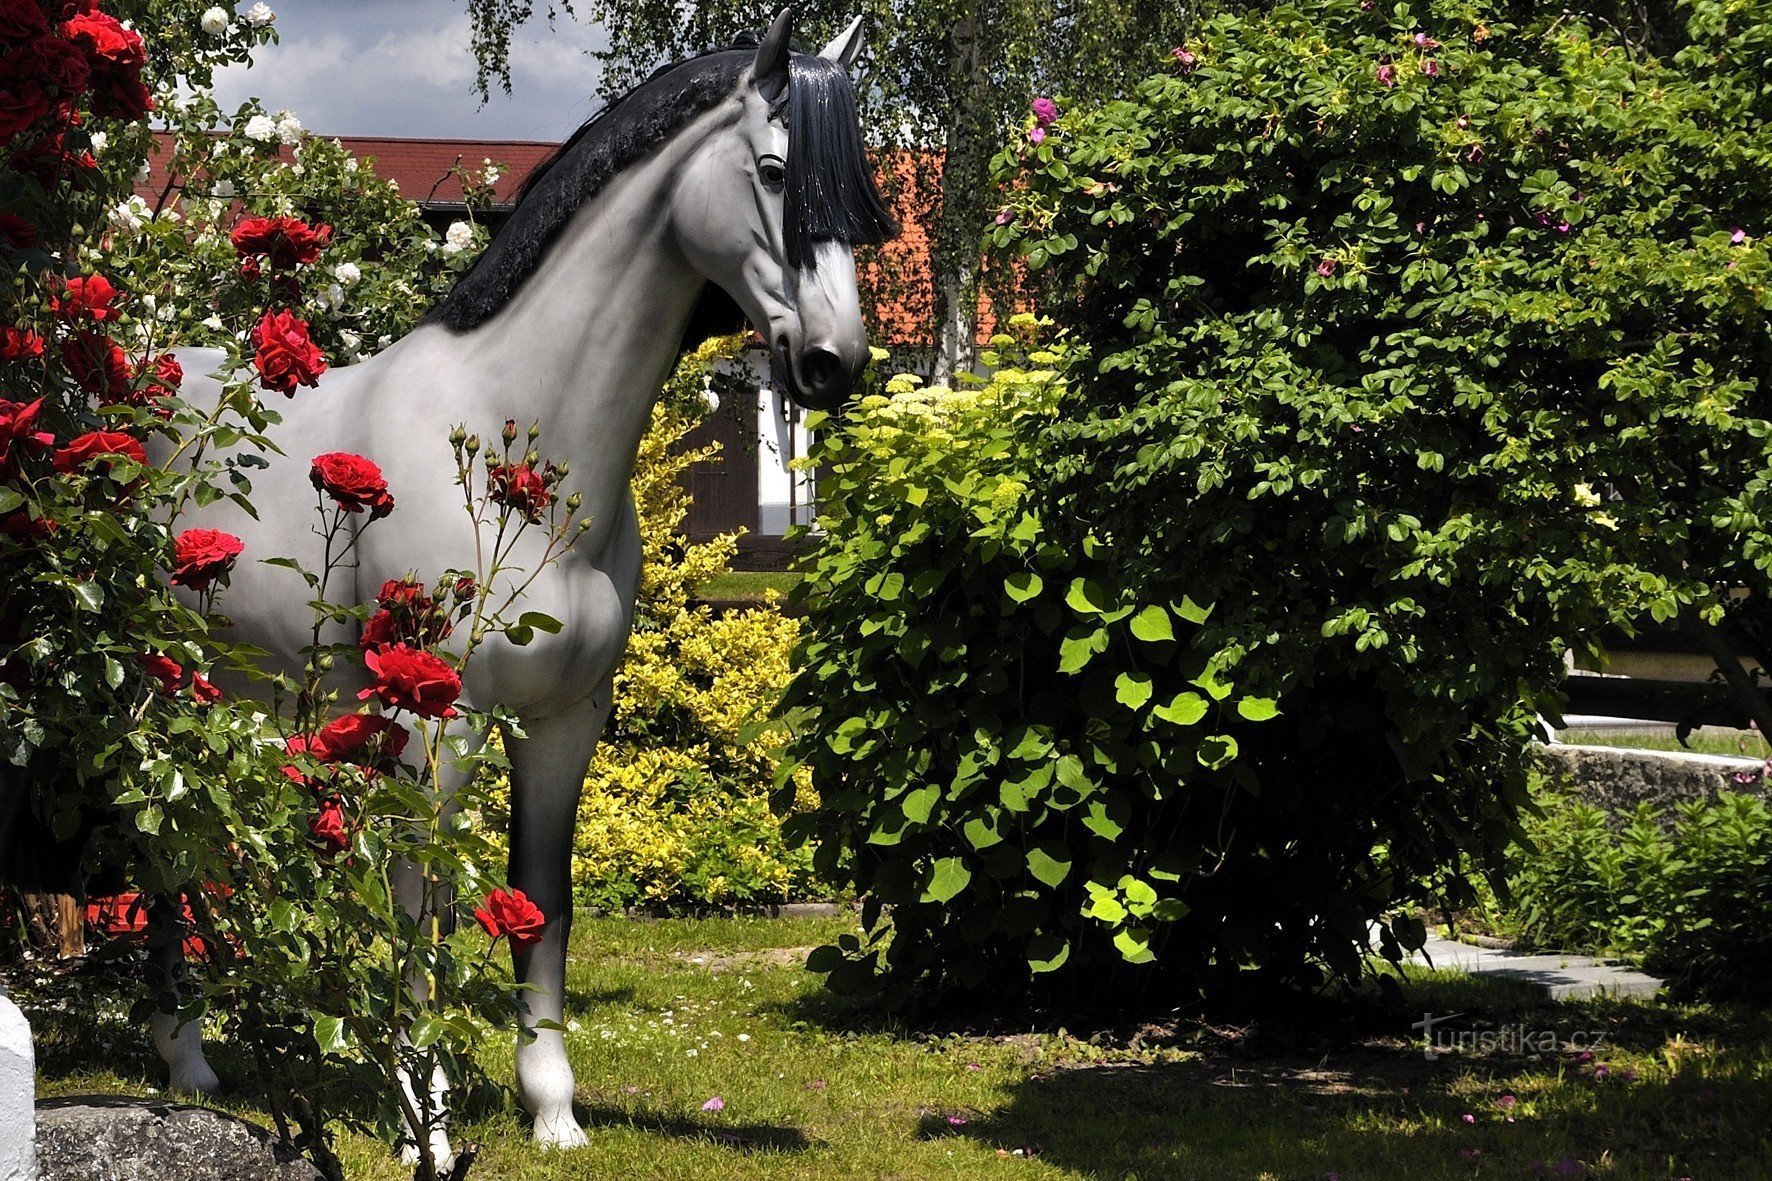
xmin=758 ymin=158 xmax=786 ymax=192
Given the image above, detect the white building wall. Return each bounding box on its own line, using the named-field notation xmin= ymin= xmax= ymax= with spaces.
xmin=751 ymin=354 xmax=817 ymax=536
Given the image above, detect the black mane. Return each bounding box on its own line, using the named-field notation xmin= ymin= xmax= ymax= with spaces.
xmin=428 ymin=37 xmax=896 ymax=334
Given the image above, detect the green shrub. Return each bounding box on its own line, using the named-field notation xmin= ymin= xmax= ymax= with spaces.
xmin=786 ymin=0 xmax=1772 ymax=1009
xmin=1503 ymin=789 xmax=1772 ymax=1002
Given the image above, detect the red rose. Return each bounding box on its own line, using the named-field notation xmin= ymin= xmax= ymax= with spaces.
xmin=231 ymin=215 xmax=333 ymax=270
xmin=488 ymin=463 xmax=552 ymax=524
xmin=308 ymin=797 xmax=349 ymax=853
xmin=358 ymin=608 xmax=399 ymax=653
xmin=134 ymin=351 xmax=180 ymax=415
xmin=190 ymin=672 xmax=221 ymax=706
xmin=313 ymin=712 xmax=408 ymax=763
xmin=170 ymin=527 xmax=243 ymax=589
xmin=360 ymin=577 xmax=451 ymax=652
xmin=61 ymin=331 xmax=130 ymax=399
xmin=49 ymin=274 xmax=120 ymax=321
xmin=137 ymin=651 xmax=182 ymax=693
xmin=0 ymin=326 xmax=44 ymax=359
xmin=27 ymin=33 xmax=90 ymax=94
xmin=377 ymin=577 xmax=428 ymax=609
xmin=0 ymin=397 xmax=52 ymax=465
xmin=60 ymin=7 xmax=148 ymax=119
xmin=309 ymin=451 xmax=393 ymax=517
xmin=358 ymin=643 xmax=461 ymax=719
xmin=0 ymin=214 xmax=36 ymax=251
xmin=474 ymin=887 xmax=545 ymax=951
xmin=0 ymin=76 xmax=48 ymax=139
xmin=52 ymin=428 xmax=144 ymax=473
xmin=0 ymin=0 xmax=50 ymax=41
xmin=251 ymin=308 xmax=326 ymax=395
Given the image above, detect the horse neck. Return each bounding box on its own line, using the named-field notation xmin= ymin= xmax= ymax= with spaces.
xmin=410 ymin=116 xmax=722 ymax=502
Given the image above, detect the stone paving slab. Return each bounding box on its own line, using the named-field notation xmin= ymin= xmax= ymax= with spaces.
xmin=1411 ymin=934 xmax=1664 ymax=1000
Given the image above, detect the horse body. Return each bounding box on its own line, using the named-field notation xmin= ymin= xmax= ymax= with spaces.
xmin=147 ymin=10 xmax=891 ymax=1160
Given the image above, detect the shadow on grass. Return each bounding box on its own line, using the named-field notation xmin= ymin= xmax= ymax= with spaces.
xmin=577 ymin=1103 xmax=813 ymax=1154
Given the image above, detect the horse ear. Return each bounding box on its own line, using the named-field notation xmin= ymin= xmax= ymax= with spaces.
xmin=818 ymin=14 xmax=866 ymax=73
xmin=754 ymin=7 xmax=793 ymax=101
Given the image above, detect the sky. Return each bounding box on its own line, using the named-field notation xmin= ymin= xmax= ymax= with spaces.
xmin=209 ymin=0 xmax=616 ymax=143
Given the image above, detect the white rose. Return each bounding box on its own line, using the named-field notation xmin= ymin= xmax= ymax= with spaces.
xmin=108 ymin=198 xmax=147 ymax=234
xmin=201 ymin=315 xmax=225 ymax=331
xmin=243 ymin=114 xmax=277 ymax=142
xmin=441 ymin=221 xmax=473 ymax=255
xmin=200 ymin=6 xmax=229 ymax=35
xmin=88 ymin=131 xmax=107 ymax=155
xmin=133 ymin=161 xmax=151 ymax=184
xmin=333 ymin=262 xmax=361 ymax=287
xmin=275 ymin=113 xmax=304 ymax=145
xmin=211 ymin=178 xmax=235 ymax=198
xmin=244 ymin=2 xmax=274 ymax=26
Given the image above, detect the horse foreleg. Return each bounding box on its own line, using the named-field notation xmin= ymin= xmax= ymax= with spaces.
xmin=147 ymin=909 xmax=219 ymax=1094
xmin=391 ymin=716 xmax=484 ymax=1175
xmin=505 ymin=688 xmax=613 ymax=1149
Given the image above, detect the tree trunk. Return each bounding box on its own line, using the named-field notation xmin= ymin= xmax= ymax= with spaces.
xmin=930 ymin=3 xmax=991 ymax=386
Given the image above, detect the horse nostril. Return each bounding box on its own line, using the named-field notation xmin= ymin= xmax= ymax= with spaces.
xmin=801 ymin=347 xmax=842 ymax=393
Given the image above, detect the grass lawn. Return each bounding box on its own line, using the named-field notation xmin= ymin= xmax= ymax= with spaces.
xmin=1556 ymin=727 xmax=1767 ymax=760
xmin=24 ymin=914 xmax=1772 ymax=1179
xmin=696 ymin=571 xmax=803 ymax=602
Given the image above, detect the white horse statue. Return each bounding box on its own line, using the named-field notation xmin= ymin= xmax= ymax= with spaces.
xmin=151 ymin=8 xmax=891 ymax=1160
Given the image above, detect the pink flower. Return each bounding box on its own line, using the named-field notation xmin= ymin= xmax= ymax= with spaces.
xmin=1316 ymin=258 xmax=1337 ymax=277
xmin=1414 ymin=32 xmax=1440 ymax=48
xmin=1731 ymin=227 xmax=1747 ymax=244
xmin=946 ymin=1114 xmax=967 ymax=1126
xmin=964 ymin=1063 xmax=982 ymax=1071
xmin=1377 ymin=63 xmax=1397 ymax=88
xmin=1171 ymin=47 xmax=1197 ymax=71
xmin=1031 ymin=97 xmax=1058 ymax=126
xmin=1461 ymin=1113 xmax=1475 ymax=1124
xmin=701 ymin=1096 xmax=725 ymax=1112
xmin=1496 ymin=1094 xmax=1516 ymax=1110
xmin=995 ymin=209 xmax=1013 ymax=225
xmin=1422 ymin=58 xmax=1439 ymax=76
xmin=1028 ymin=125 xmax=1045 ymax=145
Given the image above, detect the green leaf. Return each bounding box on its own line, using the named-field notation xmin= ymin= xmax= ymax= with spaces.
xmin=1113 ymin=926 xmax=1158 ymax=964
xmin=1115 ymin=672 xmax=1153 ymax=709
xmin=1027 ymin=932 xmax=1071 ymax=974
xmin=1174 ymin=596 xmax=1212 ymax=624
xmin=1004 ymin=571 xmax=1044 ymax=602
xmin=1152 ymin=692 xmax=1207 ymax=726
xmin=1026 ymin=843 xmax=1072 ymax=887
xmin=1064 ymin=577 xmax=1111 ymax=615
xmin=922 ymin=856 xmax=972 ymax=903
xmin=72 ymin=582 xmax=103 ymax=612
xmin=900 ymin=784 xmax=939 ymax=825
xmin=963 ymin=813 xmax=1004 ymax=849
xmin=517 ymin=610 xmax=563 ymax=634
xmin=1058 ymin=626 xmax=1108 ymax=673
xmin=313 ymin=1014 xmax=350 ymax=1056
xmin=1236 ymin=697 xmax=1280 ymax=722
xmin=0 ymin=488 xmax=20 ymax=515
xmin=1128 ymin=605 xmax=1174 ymax=643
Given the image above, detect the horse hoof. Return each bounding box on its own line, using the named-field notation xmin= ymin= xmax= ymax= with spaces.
xmin=532 ymin=1112 xmax=588 ymax=1150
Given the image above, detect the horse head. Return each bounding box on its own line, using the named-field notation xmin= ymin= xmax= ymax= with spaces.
xmin=670 ymin=9 xmax=895 ymax=410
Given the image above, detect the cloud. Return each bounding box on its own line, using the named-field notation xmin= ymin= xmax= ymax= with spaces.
xmin=210 ymin=0 xmax=611 ymax=140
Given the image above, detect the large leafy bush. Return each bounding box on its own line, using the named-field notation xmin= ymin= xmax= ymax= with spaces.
xmin=786 ymin=0 xmax=1772 ymax=1007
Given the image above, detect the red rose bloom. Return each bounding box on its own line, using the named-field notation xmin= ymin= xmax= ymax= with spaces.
xmin=308 ymin=797 xmax=349 ymax=853
xmin=0 ymin=76 xmax=48 ymax=139
xmin=189 ymin=672 xmax=221 ymax=706
xmin=52 ymin=428 xmax=144 ymax=473
xmin=488 ymin=463 xmax=552 ymax=523
xmin=62 ymin=331 xmax=131 ymax=399
xmin=309 ymin=451 xmax=393 ymax=517
xmin=360 ymin=577 xmax=451 ymax=653
xmin=60 ymin=6 xmax=149 ymax=119
xmin=313 ymin=712 xmax=408 ymax=763
xmin=474 ymin=887 xmax=545 ymax=951
xmin=358 ymin=644 xmax=461 ymax=719
xmin=231 ymin=216 xmax=333 ymax=270
xmin=28 ymin=33 xmax=90 ymax=94
xmin=0 ymin=326 xmax=44 ymax=360
xmin=170 ymin=527 xmax=243 ymax=589
xmin=137 ymin=651 xmax=182 ymax=693
xmin=251 ymin=308 xmax=326 ymax=395
xmin=0 ymin=397 xmax=52 ymax=465
xmin=358 ymin=608 xmax=399 ymax=653
xmin=0 ymin=0 xmax=50 ymax=41
xmin=0 ymin=214 xmax=36 ymax=251
xmin=49 ymin=274 xmax=120 ymax=321
xmin=377 ymin=577 xmax=428 ymax=610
